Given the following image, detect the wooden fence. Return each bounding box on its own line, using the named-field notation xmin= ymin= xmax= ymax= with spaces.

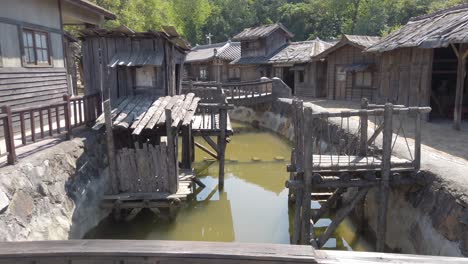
xmin=0 ymin=93 xmax=101 ymax=165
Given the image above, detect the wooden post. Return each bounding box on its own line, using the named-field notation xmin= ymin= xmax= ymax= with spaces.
xmin=376 ymin=103 xmax=393 ymax=252
xmin=414 ymin=111 xmax=421 ymax=171
xmin=165 ymin=109 xmax=178 ymax=194
xmin=292 ymin=172 xmax=303 ymax=245
xmin=453 ymin=44 xmax=467 ymax=130
xmin=2 ymin=106 xmax=16 ymax=165
xmin=218 ymin=106 xmax=227 ymax=189
xmin=63 ymin=95 xmax=72 ymax=140
xmin=181 ymin=124 xmax=192 ymax=170
xmin=104 ymin=100 xmax=118 ymax=194
xmin=359 ymin=99 xmax=368 ymax=156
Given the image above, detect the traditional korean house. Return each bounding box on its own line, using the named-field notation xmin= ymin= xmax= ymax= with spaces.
xmin=231 ymin=23 xmax=294 ymax=81
xmin=366 ymin=4 xmax=468 ymax=129
xmin=314 ymin=35 xmax=381 ymax=101
xmin=268 ymin=39 xmax=333 ymax=97
xmin=185 ymin=41 xmax=241 ymax=82
xmin=80 ymin=27 xmax=190 ymax=100
xmin=0 ymin=0 xmax=115 ymax=110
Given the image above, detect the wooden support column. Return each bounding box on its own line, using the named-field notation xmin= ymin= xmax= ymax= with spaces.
xmin=218 ymin=106 xmax=227 ymax=189
xmin=166 ymin=109 xmax=178 ymax=194
xmin=2 ymin=106 xmax=16 ymax=165
xmin=376 ymin=103 xmax=393 ymax=252
xmin=312 ymin=188 xmax=345 ymax=223
xmin=302 ymin=107 xmax=317 ymax=247
xmin=414 ymin=111 xmax=421 ymax=171
xmin=181 ymin=124 xmax=192 ymax=170
xmin=359 ymin=99 xmax=368 ymax=156
xmin=104 ymin=100 xmax=118 ymax=194
xmin=292 ymin=171 xmax=303 ymax=245
xmin=453 ymin=43 xmax=467 ymax=130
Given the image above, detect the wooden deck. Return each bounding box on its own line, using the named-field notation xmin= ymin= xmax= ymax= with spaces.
xmin=311 ymin=155 xmax=414 ymax=173
xmin=0 ymin=240 xmax=465 ymax=264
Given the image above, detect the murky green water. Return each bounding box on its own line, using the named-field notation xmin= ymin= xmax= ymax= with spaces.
xmin=86 ymin=122 xmax=374 ymax=250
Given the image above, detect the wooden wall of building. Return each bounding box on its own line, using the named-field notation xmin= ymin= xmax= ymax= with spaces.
xmin=185 ymin=60 xmax=239 ymax=82
xmin=378 ymin=47 xmax=433 ymax=106
xmin=294 ymin=61 xmax=327 ymax=98
xmin=82 ymin=36 xmax=186 ymax=100
xmin=326 ymin=45 xmax=379 ymax=101
xmin=240 ymin=65 xmax=261 ymax=81
xmin=265 ymin=30 xmax=289 ymax=55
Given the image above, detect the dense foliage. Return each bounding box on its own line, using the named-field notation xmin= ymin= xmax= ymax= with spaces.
xmin=90 ymin=0 xmax=468 ymax=45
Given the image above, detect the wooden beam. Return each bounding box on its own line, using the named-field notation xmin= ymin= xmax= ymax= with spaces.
xmin=202 ymin=135 xmax=220 ymax=154
xmin=317 ymin=187 xmax=370 ymax=248
xmin=312 ymin=188 xmax=345 ymax=223
xmin=104 ymin=100 xmax=118 ymax=194
xmin=195 ymin=141 xmax=219 ymax=160
xmin=218 ymin=107 xmax=228 ymax=189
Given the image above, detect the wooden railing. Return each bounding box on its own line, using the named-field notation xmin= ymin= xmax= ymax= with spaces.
xmin=0 ymin=93 xmax=101 ymax=165
xmin=181 ymin=79 xmax=274 ymax=105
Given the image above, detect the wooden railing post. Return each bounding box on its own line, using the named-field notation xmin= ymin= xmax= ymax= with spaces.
xmin=104 ymin=99 xmax=118 ymax=194
xmin=165 ymin=109 xmax=179 ymax=194
xmin=376 ymin=103 xmax=393 ymax=252
xmin=63 ymin=95 xmax=72 ymax=140
xmin=414 ymin=111 xmax=422 ymax=171
xmin=218 ymin=105 xmax=227 ymax=189
xmin=2 ymin=106 xmax=16 ymax=165
xmin=359 ymin=98 xmax=369 ymax=156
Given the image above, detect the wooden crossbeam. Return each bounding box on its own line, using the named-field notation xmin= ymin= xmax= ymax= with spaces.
xmin=195 ymin=141 xmax=219 ymax=160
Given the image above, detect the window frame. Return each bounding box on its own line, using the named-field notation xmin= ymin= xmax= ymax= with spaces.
xmin=199 ymin=66 xmax=208 ymax=80
xmin=298 ymin=70 xmax=305 ymax=83
xmin=21 ymin=28 xmax=52 ymax=67
xmin=354 ymin=71 xmax=373 ymax=88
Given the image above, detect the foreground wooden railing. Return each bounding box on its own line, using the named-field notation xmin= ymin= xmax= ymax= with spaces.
xmin=0 ymin=240 xmax=465 ymax=264
xmin=0 ymin=93 xmax=101 ymax=165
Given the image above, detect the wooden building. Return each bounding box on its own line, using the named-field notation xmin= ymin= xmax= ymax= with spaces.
xmin=231 ymin=23 xmax=294 ymax=81
xmin=268 ymin=39 xmax=332 ymax=97
xmin=314 ymin=35 xmax=381 ymax=101
xmin=185 ymin=41 xmax=241 ymax=82
xmin=80 ymin=27 xmax=190 ymax=100
xmin=366 ymin=4 xmax=468 ymax=129
xmin=0 ymin=0 xmax=115 ymax=110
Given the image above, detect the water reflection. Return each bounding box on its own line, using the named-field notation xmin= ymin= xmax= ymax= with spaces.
xmin=86 ymin=122 xmax=373 ymax=250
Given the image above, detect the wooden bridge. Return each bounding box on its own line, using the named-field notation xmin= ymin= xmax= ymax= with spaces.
xmin=0 ymin=240 xmax=465 ymax=263
xmin=182 ymin=78 xmax=289 ymax=106
xmin=286 ymin=99 xmax=431 ymax=251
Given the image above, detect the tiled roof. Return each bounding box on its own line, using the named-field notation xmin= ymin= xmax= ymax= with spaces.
xmin=268 ymin=39 xmax=333 ymax=64
xmin=186 ymin=41 xmax=240 ymax=63
xmin=314 ymin=34 xmax=381 ymax=59
xmin=232 ymin=23 xmax=294 ymax=41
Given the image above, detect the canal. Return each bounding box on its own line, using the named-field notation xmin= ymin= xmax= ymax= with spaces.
xmin=86 ymin=122 xmax=374 ymax=251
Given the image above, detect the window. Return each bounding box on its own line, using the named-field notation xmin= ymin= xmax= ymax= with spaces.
xmin=355 ymin=71 xmax=372 ymax=87
xmin=336 ymin=66 xmax=346 ymax=82
xmin=22 ymin=29 xmax=51 ymax=66
xmin=200 ymin=66 xmax=208 ymax=80
xmin=298 ymin=70 xmax=305 ymax=83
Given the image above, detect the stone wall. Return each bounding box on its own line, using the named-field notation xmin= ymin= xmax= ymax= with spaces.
xmin=229 ymin=99 xmax=467 ymax=257
xmin=0 ymin=129 xmax=110 ymax=241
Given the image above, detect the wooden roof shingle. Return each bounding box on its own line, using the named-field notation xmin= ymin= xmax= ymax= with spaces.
xmin=268 ymin=39 xmax=333 ymax=64
xmin=367 ymin=4 xmax=468 ymax=52
xmin=314 ymin=34 xmax=381 ymax=60
xmin=186 ymin=41 xmax=240 ymax=63
xmin=232 ymin=23 xmax=294 ymax=41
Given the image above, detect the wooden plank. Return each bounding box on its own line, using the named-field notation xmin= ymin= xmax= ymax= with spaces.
xmin=131 ymin=96 xmax=164 ymax=133
xmin=112 ymin=96 xmax=143 ymax=126
xmin=143 ymin=96 xmax=172 ymax=130
xmin=104 ymin=100 xmax=118 ymax=194
xmin=92 ymin=97 xmax=131 ymax=130
xmin=115 ymin=96 xmax=154 ymax=129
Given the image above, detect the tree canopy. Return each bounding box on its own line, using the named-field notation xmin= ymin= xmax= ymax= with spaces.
xmin=90 ymin=0 xmax=468 ymax=45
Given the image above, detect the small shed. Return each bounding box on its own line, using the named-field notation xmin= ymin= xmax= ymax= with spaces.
xmin=367 ymin=4 xmax=468 ymax=129
xmin=315 ymin=35 xmax=381 ymax=101
xmin=80 ymin=27 xmax=190 ymax=100
xmin=185 ymin=41 xmax=241 ymax=82
xmin=268 ymin=39 xmax=333 ymax=97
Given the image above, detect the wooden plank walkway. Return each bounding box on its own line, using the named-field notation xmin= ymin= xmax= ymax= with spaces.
xmin=192 ymin=113 xmax=233 ymax=136
xmin=311 ymin=155 xmax=414 ymax=173
xmin=0 ymin=240 xmax=466 ymax=264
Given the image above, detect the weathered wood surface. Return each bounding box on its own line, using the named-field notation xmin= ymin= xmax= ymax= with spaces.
xmin=0 ymin=240 xmax=466 ymax=264
xmin=309 ymin=155 xmax=413 ymax=172
xmin=93 ymin=94 xmax=199 ymax=134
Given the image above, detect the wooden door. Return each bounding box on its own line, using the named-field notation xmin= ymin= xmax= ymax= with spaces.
xmin=334 ymin=65 xmax=346 ymax=99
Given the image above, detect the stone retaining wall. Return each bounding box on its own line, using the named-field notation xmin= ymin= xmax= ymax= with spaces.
xmin=0 ymin=129 xmax=110 ymax=240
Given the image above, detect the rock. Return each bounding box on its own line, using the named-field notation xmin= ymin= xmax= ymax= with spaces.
xmin=9 ymin=191 xmax=34 ymax=223
xmin=0 ymin=190 xmax=9 ymax=212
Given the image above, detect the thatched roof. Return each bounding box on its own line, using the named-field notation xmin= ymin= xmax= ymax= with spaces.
xmin=367 ymin=4 xmax=468 ymax=52
xmin=314 ymin=34 xmax=381 ymax=60
xmin=268 ymin=39 xmax=333 ymax=64
xmin=232 ymin=23 xmax=294 ymax=41
xmin=186 ymin=41 xmax=240 ymax=63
